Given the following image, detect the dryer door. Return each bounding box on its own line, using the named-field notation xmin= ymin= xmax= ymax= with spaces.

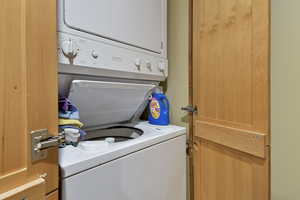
xmin=64 ymin=0 xmax=166 ymax=54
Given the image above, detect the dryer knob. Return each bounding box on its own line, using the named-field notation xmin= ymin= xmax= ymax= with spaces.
xmin=134 ymin=58 xmax=141 ymax=71
xmin=158 ymin=62 xmax=166 ymax=72
xmin=91 ymin=51 xmax=99 ymax=59
xmin=61 ymin=39 xmax=79 ymax=60
xmin=146 ymin=61 xmax=152 ymax=71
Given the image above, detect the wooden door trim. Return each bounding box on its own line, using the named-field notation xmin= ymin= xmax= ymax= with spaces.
xmin=46 ymin=190 xmax=59 ymax=200
xmin=0 ymin=178 xmax=45 ymax=200
xmin=188 ymin=0 xmax=194 ymax=200
xmin=195 ymin=121 xmax=267 ymax=158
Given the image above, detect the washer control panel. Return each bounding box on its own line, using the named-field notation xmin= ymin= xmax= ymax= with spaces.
xmin=58 ymin=33 xmax=168 ymax=79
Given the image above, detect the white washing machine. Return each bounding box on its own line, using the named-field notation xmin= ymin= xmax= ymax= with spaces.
xmin=59 ymin=80 xmax=187 ymax=200
xmin=60 ymin=122 xmax=186 ymax=200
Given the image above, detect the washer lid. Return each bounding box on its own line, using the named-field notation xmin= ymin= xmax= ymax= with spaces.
xmin=68 ymin=80 xmax=155 ymax=129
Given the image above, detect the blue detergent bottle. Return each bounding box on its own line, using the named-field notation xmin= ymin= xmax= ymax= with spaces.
xmin=148 ymin=93 xmax=170 ymax=126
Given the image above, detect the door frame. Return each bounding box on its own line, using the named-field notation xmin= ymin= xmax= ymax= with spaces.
xmin=188 ymin=0 xmax=194 ymax=199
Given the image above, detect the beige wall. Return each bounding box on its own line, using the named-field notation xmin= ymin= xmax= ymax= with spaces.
xmin=166 ymin=0 xmax=189 ymax=128
xmin=167 ymin=1 xmax=190 ymax=199
xmin=272 ymin=1 xmax=300 ymax=199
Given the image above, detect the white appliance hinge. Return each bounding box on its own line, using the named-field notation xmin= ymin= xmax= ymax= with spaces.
xmin=31 ymin=129 xmax=65 ymax=162
xmin=161 ymin=42 xmax=164 ymax=49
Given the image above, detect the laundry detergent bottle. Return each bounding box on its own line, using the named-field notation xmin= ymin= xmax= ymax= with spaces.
xmin=148 ymin=93 xmax=170 ymax=126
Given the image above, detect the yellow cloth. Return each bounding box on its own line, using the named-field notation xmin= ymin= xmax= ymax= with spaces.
xmin=59 ymin=119 xmax=84 ymax=128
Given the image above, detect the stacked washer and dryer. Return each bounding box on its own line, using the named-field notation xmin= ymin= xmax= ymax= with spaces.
xmin=57 ymin=0 xmax=187 ymax=200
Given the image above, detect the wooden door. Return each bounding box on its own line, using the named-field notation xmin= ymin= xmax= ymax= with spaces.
xmin=191 ymin=0 xmax=270 ymax=199
xmin=0 ymin=0 xmax=58 ymax=199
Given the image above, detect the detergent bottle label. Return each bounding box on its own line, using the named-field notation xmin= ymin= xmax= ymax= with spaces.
xmin=150 ymin=98 xmax=161 ymax=119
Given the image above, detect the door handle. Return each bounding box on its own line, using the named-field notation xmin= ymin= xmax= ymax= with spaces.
xmin=181 ymin=105 xmax=198 ymax=114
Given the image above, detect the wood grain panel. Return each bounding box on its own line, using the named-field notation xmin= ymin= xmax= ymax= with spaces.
xmin=194 ymin=140 xmax=270 ymax=200
xmin=196 ymin=121 xmax=266 ymax=158
xmin=0 ymin=179 xmax=45 ymax=200
xmin=25 ymin=0 xmax=58 ymax=193
xmin=252 ymin=0 xmax=270 ymax=133
xmin=46 ymin=190 xmax=59 ymax=200
xmin=193 ymin=0 xmax=270 ymax=134
xmin=0 ymin=0 xmax=27 ymax=177
xmin=0 ymin=0 xmax=35 ymax=193
xmin=0 ymin=0 xmax=58 ymax=198
xmin=192 ymin=0 xmax=270 ymax=198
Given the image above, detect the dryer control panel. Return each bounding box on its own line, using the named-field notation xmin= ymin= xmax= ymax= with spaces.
xmin=58 ymin=33 xmax=168 ymax=81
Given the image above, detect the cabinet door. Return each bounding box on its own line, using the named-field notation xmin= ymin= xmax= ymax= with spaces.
xmin=192 ymin=0 xmax=270 ymax=199
xmin=0 ymin=0 xmax=58 ymax=199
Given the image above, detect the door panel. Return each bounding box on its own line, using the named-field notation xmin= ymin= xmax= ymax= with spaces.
xmin=194 ymin=140 xmax=269 ymax=200
xmin=0 ymin=179 xmax=45 ymax=200
xmin=192 ymin=0 xmax=270 ymax=198
xmin=26 ymin=0 xmax=59 ymax=192
xmin=0 ymin=0 xmax=58 ymax=198
xmin=193 ymin=0 xmax=269 ymax=135
xmin=0 ymin=0 xmax=27 ymax=179
xmin=47 ymin=190 xmax=59 ymax=200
